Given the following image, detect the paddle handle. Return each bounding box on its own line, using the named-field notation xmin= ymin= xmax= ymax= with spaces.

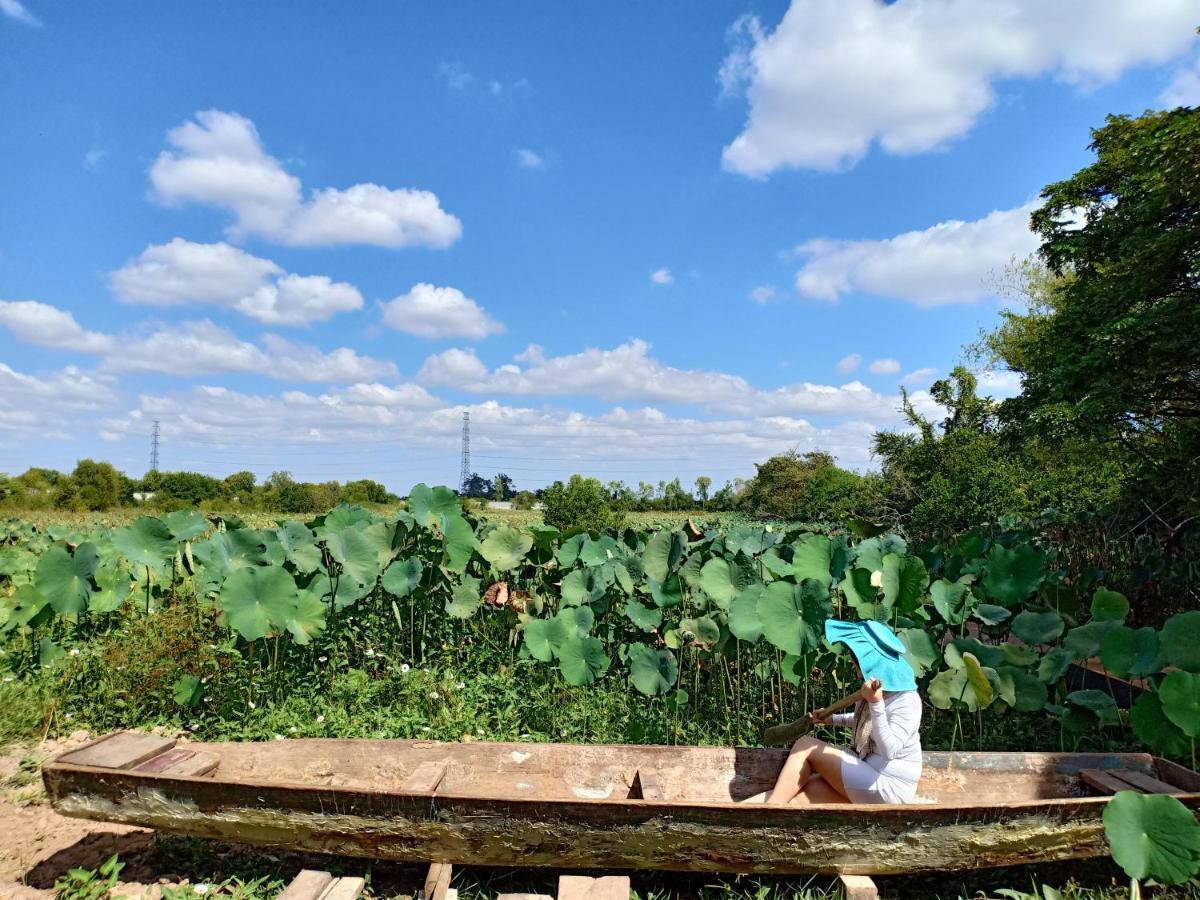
xmin=761 ymin=680 xmax=879 ymax=748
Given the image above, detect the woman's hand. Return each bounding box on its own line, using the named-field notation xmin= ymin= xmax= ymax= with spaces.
xmin=861 ymin=678 xmax=884 ymax=704
xmin=809 ymin=708 xmax=834 ymax=726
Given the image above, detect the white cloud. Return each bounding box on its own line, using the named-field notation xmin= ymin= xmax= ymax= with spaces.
xmin=1161 ymin=54 xmax=1200 ymax=106
xmin=438 ymin=63 xmax=530 ymax=100
xmin=901 ymin=367 xmax=938 ymax=388
xmin=0 ymin=363 xmax=115 ymax=437
xmin=0 ymin=300 xmax=395 ymax=384
xmin=83 ymin=148 xmax=106 ymax=170
xmin=721 ymin=0 xmax=1199 ymax=175
xmin=0 ymin=301 xmax=113 ymax=353
xmin=149 ymin=110 xmax=462 ymax=248
xmin=650 ymin=268 xmax=674 ymax=285
xmin=515 ymin=148 xmax=545 ymax=169
xmin=795 ymin=202 xmax=1040 ymax=306
xmin=416 ymin=339 xmax=936 ymax=423
xmin=749 ymin=284 xmax=776 ymax=304
xmin=835 ymin=353 xmax=862 ymax=374
xmin=978 ymin=369 xmax=1023 ymax=397
xmin=0 ymin=0 xmax=41 ymax=26
xmin=109 ymin=239 xmax=363 ymax=326
xmin=868 ymin=358 xmax=901 ymax=375
xmin=380 ymin=283 xmax=504 ymax=340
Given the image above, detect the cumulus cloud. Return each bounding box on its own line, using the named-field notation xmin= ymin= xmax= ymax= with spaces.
xmin=416 ymin=339 xmax=936 ymax=423
xmin=149 ymin=110 xmax=462 ymax=248
xmin=380 ymin=283 xmax=505 ymax=340
xmin=109 ymin=239 xmax=363 ymax=326
xmin=1161 ymin=54 xmax=1200 ymax=106
xmin=720 ymin=0 xmax=1198 ymax=175
xmin=749 ymin=285 xmax=776 ymax=304
xmin=901 ymin=367 xmax=939 ymax=388
xmin=0 ymin=363 xmax=115 ymax=437
xmin=0 ymin=0 xmax=41 ymax=26
xmin=515 ymin=148 xmax=546 ymax=169
xmin=835 ymin=353 xmax=862 ymax=374
xmin=0 ymin=300 xmax=396 ymax=384
xmin=0 ymin=301 xmax=114 ymax=354
xmin=650 ymin=268 xmax=674 ymax=285
xmin=868 ymin=358 xmax=901 ymax=375
xmin=795 ymin=202 xmax=1040 ymax=306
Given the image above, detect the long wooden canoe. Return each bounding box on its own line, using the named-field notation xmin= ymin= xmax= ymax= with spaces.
xmin=41 ymin=732 xmax=1200 ymax=875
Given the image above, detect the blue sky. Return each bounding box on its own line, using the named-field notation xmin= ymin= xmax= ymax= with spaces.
xmin=2 ymin=1 xmax=1198 ymax=493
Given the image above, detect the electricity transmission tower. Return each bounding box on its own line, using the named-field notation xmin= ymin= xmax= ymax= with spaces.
xmin=459 ymin=412 xmax=471 ymax=493
xmin=150 ymin=421 xmax=161 ymax=473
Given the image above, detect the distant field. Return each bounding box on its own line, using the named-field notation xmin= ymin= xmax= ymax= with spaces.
xmin=4 ymin=505 xmax=745 ymax=532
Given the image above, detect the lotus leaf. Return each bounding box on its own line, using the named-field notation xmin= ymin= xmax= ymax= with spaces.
xmin=382 ymin=557 xmax=423 ymax=598
xmin=523 ymin=616 xmax=568 ymax=662
xmin=1037 ymin=647 xmax=1075 ymax=684
xmin=36 ymin=543 xmax=97 ymax=614
xmin=39 ymin=636 xmax=65 ymax=668
xmin=285 ymin=588 xmax=328 ymax=644
xmin=112 ymin=517 xmax=174 ymax=568
xmin=962 ymin=653 xmax=994 ymax=708
xmin=680 ymin=615 xmax=720 ymax=649
xmin=407 ymin=484 xmax=460 ymax=528
xmin=729 ymin=584 xmax=764 ymax=642
xmin=642 ymin=530 xmax=685 ymax=583
xmin=1065 ymin=689 xmax=1118 ymax=725
xmin=162 ymin=509 xmax=210 ymax=542
xmin=1090 ymin=588 xmax=1129 ymax=623
xmin=881 ymin=553 xmax=927 ymax=613
xmin=556 ymin=533 xmax=587 ymax=567
xmin=173 ymin=674 xmax=201 ymax=707
xmin=440 ymin=514 xmax=477 ymax=573
xmin=981 ymin=542 xmax=1046 ymax=606
xmin=1131 ymin=691 xmax=1191 ymax=757
xmin=276 ymin=522 xmax=322 ymax=574
xmin=624 ymin=600 xmax=662 ymax=633
xmin=757 ymin=579 xmax=826 ymax=656
xmin=791 ymin=533 xmax=832 ymax=587
xmin=1011 ymin=609 xmax=1065 ymax=645
xmin=973 ymin=604 xmax=1011 ymax=626
xmin=0 ymin=584 xmax=49 ymax=633
xmin=930 ymin=577 xmax=973 ymax=626
xmin=648 ymin=574 xmax=683 ymax=609
xmin=1159 ymin=671 xmax=1200 ymax=737
xmin=562 ymin=567 xmax=606 ymax=606
xmin=1099 ymin=626 xmax=1164 ymax=677
xmin=445 ymin=575 xmax=483 ymax=619
xmin=840 ymin=567 xmax=877 ymax=618
xmin=1005 ymin=669 xmax=1048 ymax=712
xmin=579 ymin=534 xmax=618 ymax=567
xmin=1162 ymin=611 xmax=1200 ymax=673
xmin=627 ymin=644 xmax=677 ymax=695
xmin=699 ymin=557 xmax=738 ymax=606
xmin=557 ymin=635 xmax=609 ymax=686
xmin=89 ymin=560 xmax=132 ymax=613
xmin=898 ymin=627 xmax=939 ymax=677
xmin=1103 ymin=791 xmax=1200 ymax=885
xmin=853 ymin=534 xmax=907 ymax=573
xmin=952 ymin=637 xmax=1005 ymax=669
xmin=220 ymin=566 xmax=298 ymax=641
xmin=1064 ymin=620 xmax=1121 ymax=659
xmin=1000 ymin=642 xmax=1037 ymax=668
xmin=929 ymin=667 xmax=972 ymax=710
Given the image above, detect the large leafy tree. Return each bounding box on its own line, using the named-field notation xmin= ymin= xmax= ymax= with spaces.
xmin=1006 ymin=108 xmax=1200 ymax=519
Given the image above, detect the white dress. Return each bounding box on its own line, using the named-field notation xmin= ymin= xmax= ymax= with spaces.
xmin=830 ymin=690 xmax=923 ymax=803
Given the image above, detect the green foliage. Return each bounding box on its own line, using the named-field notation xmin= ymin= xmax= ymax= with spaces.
xmin=1103 ymin=791 xmax=1200 ymax=886
xmin=737 ymin=451 xmax=868 ymax=521
xmin=541 ymin=475 xmax=625 ymax=533
xmin=54 ymin=853 xmax=124 ymax=900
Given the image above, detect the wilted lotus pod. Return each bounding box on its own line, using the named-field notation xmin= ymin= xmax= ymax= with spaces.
xmin=483 ymin=581 xmax=510 ymax=608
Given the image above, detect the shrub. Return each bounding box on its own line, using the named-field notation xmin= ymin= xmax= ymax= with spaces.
xmin=541 ymin=475 xmax=624 ymax=533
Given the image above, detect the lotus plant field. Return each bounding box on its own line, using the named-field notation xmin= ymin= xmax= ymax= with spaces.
xmin=2 ymin=482 xmax=1198 ymax=766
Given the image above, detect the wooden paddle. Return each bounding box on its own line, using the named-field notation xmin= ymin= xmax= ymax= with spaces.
xmin=761 ymin=679 xmax=881 ymax=747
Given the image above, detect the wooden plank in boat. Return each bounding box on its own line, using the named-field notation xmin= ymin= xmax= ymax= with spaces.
xmin=316 ymin=876 xmax=365 ymax=900
xmin=557 ymin=875 xmax=630 ymax=899
xmin=277 ymin=869 xmax=333 ymax=900
xmin=497 ymin=894 xmax=554 ymax=900
xmin=425 ymin=862 xmax=452 ymax=899
xmin=1080 ymin=768 xmax=1135 ymax=795
xmin=403 ymin=761 xmax=446 ymax=793
xmin=838 ymin=874 xmax=879 ymax=900
xmin=135 ymin=748 xmax=219 ymax=777
xmin=631 ymin=769 xmax=662 ymax=800
xmin=1112 ymin=770 xmax=1184 ymax=795
xmin=61 ymin=732 xmax=176 ymax=770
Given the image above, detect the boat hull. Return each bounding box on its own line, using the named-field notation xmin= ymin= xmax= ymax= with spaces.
xmin=41 ymin=739 xmax=1200 ymax=875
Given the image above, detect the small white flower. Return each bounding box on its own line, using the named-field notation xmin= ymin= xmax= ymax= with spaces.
xmin=203 ymin=696 xmax=212 ymax=702
xmin=318 ymin=655 xmax=328 ymax=663
xmin=365 ymin=648 xmax=375 ymax=657
xmin=316 ymin=714 xmax=325 ymax=723
xmin=421 ymin=726 xmax=431 ymax=732
xmin=189 ymin=724 xmax=199 ymax=732
xmin=456 ymin=682 xmax=465 ymax=690
xmin=69 ymin=648 xmax=80 ymax=657
xmin=289 ymin=726 xmax=298 ymax=733
xmin=201 ymin=676 xmax=209 ymax=684
xmin=64 ymin=713 xmax=73 ymax=719
xmin=248 ymin=701 xmax=256 ymax=709
xmin=870 ymin=569 xmax=883 ymax=588
xmin=3 ymin=676 xmax=14 ymax=683
xmin=400 ymin=663 xmax=410 ymax=674
xmin=194 ymin=884 xmax=210 ymax=895
xmin=476 ymin=727 xmax=484 ymax=734
xmin=430 ymin=691 xmax=440 ymax=700
xmin=274 ymin=734 xmax=285 ymax=741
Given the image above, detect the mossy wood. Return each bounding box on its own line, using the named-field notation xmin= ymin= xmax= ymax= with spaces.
xmin=42 ymin=733 xmax=1200 ymax=876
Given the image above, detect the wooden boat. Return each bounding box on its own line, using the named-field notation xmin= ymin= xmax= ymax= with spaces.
xmin=42 ymin=732 xmax=1200 ymax=876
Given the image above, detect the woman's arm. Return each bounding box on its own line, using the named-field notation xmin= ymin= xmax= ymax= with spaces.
xmin=828 ymin=712 xmax=855 ymax=726
xmin=866 ymin=694 xmax=920 ymax=760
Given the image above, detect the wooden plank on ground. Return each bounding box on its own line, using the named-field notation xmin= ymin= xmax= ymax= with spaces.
xmin=1112 ymin=770 xmax=1184 ymax=795
xmin=838 ymin=874 xmax=879 ymax=900
xmin=403 ymin=760 xmax=447 ymax=793
xmin=425 ymin=861 xmax=452 ymax=900
xmin=497 ymin=894 xmax=554 ymax=900
xmin=631 ymin=769 xmax=662 ymax=800
xmin=61 ymin=732 xmax=176 ymax=770
xmin=135 ymin=748 xmax=219 ymax=777
xmin=135 ymin=748 xmax=196 ymax=773
xmin=277 ymin=869 xmax=333 ymax=900
xmin=557 ymin=875 xmax=630 ymax=899
xmin=316 ymin=876 xmax=365 ymax=900
xmin=1081 ymin=768 xmax=1144 ymax=795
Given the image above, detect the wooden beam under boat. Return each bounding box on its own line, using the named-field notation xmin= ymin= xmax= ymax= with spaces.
xmin=41 ymin=733 xmax=1200 ymax=876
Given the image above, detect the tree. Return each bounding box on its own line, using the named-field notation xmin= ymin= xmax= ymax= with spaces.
xmin=739 ymin=451 xmax=867 ymax=521
xmin=154 ymin=470 xmax=221 ymax=505
xmin=493 ymin=473 xmax=515 ymax=502
xmin=695 ymin=476 xmax=712 ymax=508
xmin=512 ymin=490 xmax=538 ymax=510
xmin=68 ymin=459 xmax=123 ymax=511
xmin=342 ymin=479 xmax=391 ymax=504
xmin=541 ymin=475 xmax=625 ymax=533
xmin=222 ymin=470 xmax=256 ymax=502
xmin=461 ymin=472 xmax=493 ymax=499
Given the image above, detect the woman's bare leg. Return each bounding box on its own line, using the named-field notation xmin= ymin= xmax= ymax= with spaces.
xmin=789 ymin=776 xmax=850 ymax=805
xmin=762 ymin=736 xmax=851 ymax=804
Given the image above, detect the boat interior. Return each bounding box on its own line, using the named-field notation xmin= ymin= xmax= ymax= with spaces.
xmin=51 ymin=733 xmax=1200 ymax=807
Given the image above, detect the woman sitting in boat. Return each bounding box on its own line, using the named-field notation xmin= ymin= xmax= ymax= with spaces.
xmin=747 ymin=619 xmax=923 ymax=805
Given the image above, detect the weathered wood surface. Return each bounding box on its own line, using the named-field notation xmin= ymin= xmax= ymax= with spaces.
xmin=41 ymin=737 xmax=1200 ymax=876
xmin=630 ymin=770 xmax=661 ymax=800
xmin=838 ymin=874 xmax=879 ymax=900
xmin=317 ymin=877 xmax=365 ymax=900
xmin=60 ymin=732 xmax=176 ymax=769
xmin=277 ymin=869 xmax=332 ymax=900
xmin=425 ymin=861 xmax=452 ymax=899
xmin=1110 ymin=770 xmax=1183 ymax=795
xmin=557 ymin=875 xmax=629 ymax=899
xmin=1080 ymin=769 xmax=1131 ymax=795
